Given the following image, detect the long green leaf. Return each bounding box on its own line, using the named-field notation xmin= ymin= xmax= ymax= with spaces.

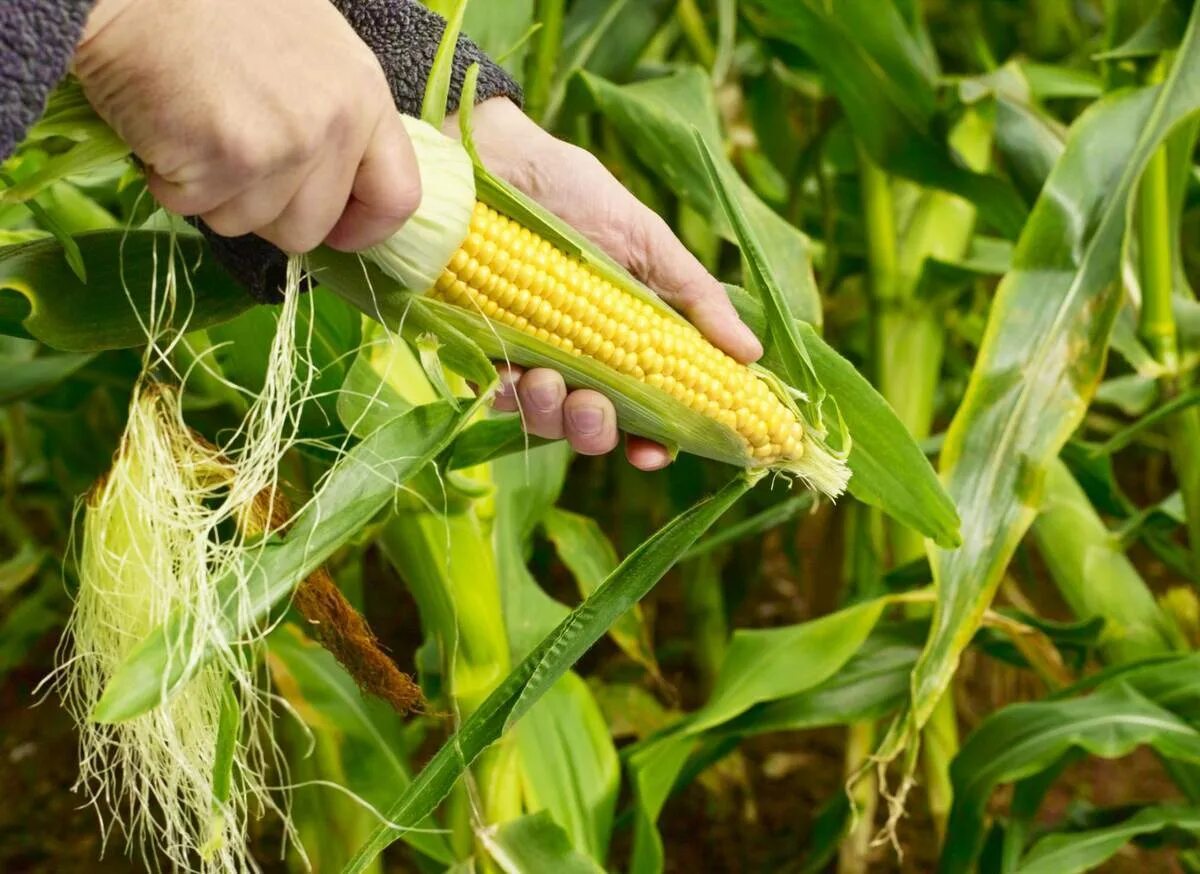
xmin=941 ymin=683 xmax=1200 ymax=873
xmin=0 ymin=348 xmax=94 ymax=403
xmin=890 ymin=4 xmax=1200 ymax=766
xmin=341 ymin=473 xmax=753 ymax=872
xmin=268 ymin=624 xmax=452 ymax=864
xmin=491 ymin=445 xmax=620 ymax=861
xmin=542 ymin=507 xmax=658 ymax=674
xmin=1017 ymin=805 xmax=1200 ymax=874
xmin=625 ymin=594 xmax=901 ymax=873
xmin=0 ymin=230 xmax=252 ymax=351
xmin=483 ymin=811 xmax=605 ymax=874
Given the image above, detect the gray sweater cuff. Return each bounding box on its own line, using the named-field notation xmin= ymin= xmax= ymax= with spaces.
xmin=335 ymin=0 xmax=522 ymax=116
xmin=0 ymin=0 xmax=94 ymax=161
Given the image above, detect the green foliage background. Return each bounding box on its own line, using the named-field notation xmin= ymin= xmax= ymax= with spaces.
xmin=4 ymin=0 xmax=1200 ymax=872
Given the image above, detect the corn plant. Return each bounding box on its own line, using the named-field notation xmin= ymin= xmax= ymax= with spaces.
xmin=3 ymin=0 xmax=1200 ymax=872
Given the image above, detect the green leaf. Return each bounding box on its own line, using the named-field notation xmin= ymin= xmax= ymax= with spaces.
xmin=490 ymin=445 xmax=620 ymax=862
xmin=267 ymin=624 xmax=452 ymax=864
xmin=548 ymin=0 xmax=673 ymax=124
xmin=426 ymin=0 xmax=535 ymax=77
xmin=687 ymin=598 xmax=891 ymax=735
xmin=801 ymin=323 xmax=960 ymax=548
xmin=726 ymin=284 xmax=960 ymax=547
xmin=1017 ymin=805 xmax=1200 ymax=874
xmin=682 ymin=492 xmax=815 ymax=561
xmin=1 ymin=170 xmax=89 ymax=284
xmin=890 ymin=5 xmax=1200 ymax=764
xmin=625 ymin=594 xmax=902 ymax=872
xmin=207 ymin=288 xmax=361 ymax=436
xmin=720 ymin=621 xmax=922 ymax=736
xmin=0 ymin=542 xmax=44 ymax=598
xmin=692 ymin=131 xmax=821 ymax=402
xmin=577 ymin=67 xmax=821 ymax=325
xmin=0 ymin=125 xmax=129 ymax=206
xmin=542 ymin=507 xmax=659 ymax=675
xmin=748 ymin=0 xmax=1028 ymax=238
xmin=0 ymin=578 xmax=62 ymax=680
xmin=93 ymin=399 xmax=484 ymax=723
xmin=942 ymin=683 xmax=1200 ymax=873
xmin=1094 ymin=0 xmax=1189 ymax=60
xmin=341 ymin=473 xmax=753 ymax=872
xmin=483 ymin=811 xmax=605 ymax=874
xmin=1031 ymin=459 xmax=1179 ymax=664
xmin=513 ymin=675 xmax=618 ymax=862
xmin=421 ymin=0 xmax=469 ymax=127
xmin=0 ymin=230 xmax=253 ymax=351
xmin=0 ymin=347 xmax=94 ymax=403
xmin=446 ymin=415 xmax=551 ymax=470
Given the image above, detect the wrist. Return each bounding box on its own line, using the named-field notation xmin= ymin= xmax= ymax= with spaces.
xmin=444 ymin=97 xmax=556 ymax=190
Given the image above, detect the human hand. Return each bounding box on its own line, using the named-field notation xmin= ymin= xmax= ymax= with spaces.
xmin=448 ymin=98 xmax=763 ymax=471
xmin=74 ymin=0 xmax=421 ymax=254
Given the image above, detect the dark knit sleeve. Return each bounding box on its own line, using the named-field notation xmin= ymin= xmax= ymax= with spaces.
xmin=334 ymin=0 xmax=522 ymax=116
xmin=203 ymin=0 xmax=523 ymax=304
xmin=0 ymin=0 xmax=96 ymax=161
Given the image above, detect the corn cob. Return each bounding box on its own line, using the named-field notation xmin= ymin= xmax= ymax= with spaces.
xmin=362 ymin=116 xmax=848 ymax=495
xmin=432 ymin=203 xmax=805 ymax=464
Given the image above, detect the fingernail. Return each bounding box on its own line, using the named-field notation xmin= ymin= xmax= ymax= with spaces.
xmin=496 ymin=372 xmax=517 ymax=398
xmin=567 ymin=405 xmax=604 ymax=436
xmin=529 ymin=382 xmax=561 ymax=412
xmin=738 ymin=324 xmax=764 ymax=361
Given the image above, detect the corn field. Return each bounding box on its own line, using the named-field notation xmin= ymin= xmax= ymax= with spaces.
xmin=4 ymin=0 xmax=1200 ymax=871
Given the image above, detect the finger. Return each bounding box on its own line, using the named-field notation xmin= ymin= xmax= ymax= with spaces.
xmin=562 ymin=390 xmax=618 ymax=456
xmin=515 ymin=367 xmax=566 ymax=439
xmin=199 ymin=162 xmax=312 ymax=240
xmin=147 ymin=168 xmax=237 ymax=218
xmin=625 ymin=435 xmax=672 ymax=471
xmin=621 ymin=208 xmax=763 ymax=363
xmin=256 ymin=148 xmax=358 ymax=253
xmin=491 ymin=363 xmax=524 ymax=412
xmin=324 ymin=110 xmax=422 ymax=251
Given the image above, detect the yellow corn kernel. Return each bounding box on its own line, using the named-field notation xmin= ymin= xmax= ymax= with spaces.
xmin=428 ymin=203 xmax=807 ymax=466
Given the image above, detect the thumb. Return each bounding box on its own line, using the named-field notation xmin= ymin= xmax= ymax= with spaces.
xmin=616 ymin=199 xmax=763 ymax=364
xmin=324 ymin=110 xmax=422 ymax=251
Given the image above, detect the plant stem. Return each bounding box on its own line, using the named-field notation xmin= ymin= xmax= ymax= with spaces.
xmin=857 ymin=145 xmax=898 ymax=311
xmin=856 ymin=107 xmax=992 ymax=842
xmin=683 ymin=553 xmax=728 ymax=692
xmin=921 ymin=691 xmax=957 ymax=845
xmin=1137 ymin=58 xmax=1200 ymax=577
xmin=525 ymin=0 xmax=565 ymax=123
xmin=675 ymin=0 xmax=716 ymax=69
xmin=1032 ymin=459 xmax=1180 ymax=662
xmin=838 ymin=721 xmax=878 ymax=874
xmin=1138 ymin=131 xmax=1180 ymax=372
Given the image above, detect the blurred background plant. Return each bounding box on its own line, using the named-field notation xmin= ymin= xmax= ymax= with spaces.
xmin=4 ymin=0 xmax=1200 ymax=871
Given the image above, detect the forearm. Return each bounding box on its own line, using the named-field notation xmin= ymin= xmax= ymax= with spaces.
xmin=0 ymin=0 xmax=96 ymax=161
